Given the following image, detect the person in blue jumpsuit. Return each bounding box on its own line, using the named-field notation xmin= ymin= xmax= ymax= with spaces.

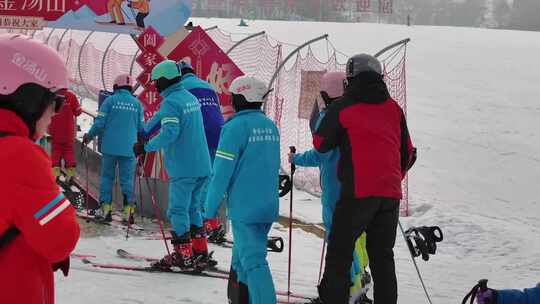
xmin=178 ymin=61 xmax=225 ymax=242
xmin=288 ymin=72 xmax=371 ymax=304
xmin=83 ymin=74 xmax=144 ymax=223
xmin=133 ymin=60 xmax=212 ymax=269
xmin=476 ymin=281 xmax=540 ymax=304
xmin=205 ymin=76 xmax=280 ymax=304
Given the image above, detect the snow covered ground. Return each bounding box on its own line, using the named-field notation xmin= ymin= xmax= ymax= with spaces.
xmin=58 ymin=19 xmax=540 ymax=303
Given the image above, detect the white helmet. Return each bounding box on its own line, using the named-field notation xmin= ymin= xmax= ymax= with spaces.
xmin=229 ymin=76 xmax=272 ymax=103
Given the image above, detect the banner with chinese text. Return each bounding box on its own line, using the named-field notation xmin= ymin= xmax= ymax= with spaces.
xmin=0 ymin=0 xmax=192 ymax=36
xmin=168 ymin=26 xmax=244 ymax=119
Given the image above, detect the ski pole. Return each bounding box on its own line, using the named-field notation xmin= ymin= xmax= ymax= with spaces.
xmin=287 ymin=146 xmax=296 ymax=301
xmin=138 ymin=169 xmax=144 ymax=222
xmin=318 ymin=239 xmax=326 ymax=284
xmin=81 ymin=143 xmax=90 ymax=218
xmin=399 ymin=220 xmax=433 ymax=304
xmin=144 ymin=176 xmax=171 ymax=257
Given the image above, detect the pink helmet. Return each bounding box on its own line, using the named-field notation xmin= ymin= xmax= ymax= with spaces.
xmin=320 ymin=71 xmax=346 ymax=99
xmin=114 ymin=74 xmax=132 ymax=87
xmin=0 ymin=33 xmax=68 ymax=96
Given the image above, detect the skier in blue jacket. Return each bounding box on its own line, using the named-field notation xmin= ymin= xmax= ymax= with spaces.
xmin=133 ymin=60 xmax=213 ymax=270
xmin=205 ymin=76 xmax=280 ymax=304
xmin=288 ymin=72 xmax=371 ymax=304
xmin=476 ymin=281 xmax=540 ymax=304
xmin=178 ymin=61 xmax=226 ymax=241
xmin=83 ymin=74 xmax=144 ymax=224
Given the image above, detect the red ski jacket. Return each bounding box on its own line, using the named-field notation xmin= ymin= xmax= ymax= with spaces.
xmin=313 ymin=74 xmax=415 ymax=200
xmin=48 ymin=90 xmax=82 ymax=143
xmin=0 ymin=109 xmax=80 ymax=304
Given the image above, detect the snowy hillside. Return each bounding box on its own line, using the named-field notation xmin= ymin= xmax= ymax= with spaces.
xmin=58 ymin=19 xmax=540 ymax=303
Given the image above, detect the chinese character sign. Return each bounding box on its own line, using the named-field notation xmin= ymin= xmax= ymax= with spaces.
xmin=379 ymin=0 xmax=392 ymax=14
xmin=0 ymin=0 xmax=192 ymax=36
xmin=298 ymin=70 xmax=326 ymax=120
xmin=168 ymin=26 xmax=244 ymax=119
xmin=135 ymin=27 xmax=165 ymax=119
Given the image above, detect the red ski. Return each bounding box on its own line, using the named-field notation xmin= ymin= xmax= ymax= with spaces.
xmin=116 ymin=249 xmax=230 ymax=276
xmin=81 ymin=258 xmax=229 ymax=280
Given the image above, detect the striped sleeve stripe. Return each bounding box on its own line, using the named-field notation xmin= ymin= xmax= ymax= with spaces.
xmin=161 ymin=117 xmax=180 ymax=125
xmin=34 ymin=193 xmax=65 ymax=219
xmin=216 ymin=153 xmax=234 ymax=161
xmin=39 ymin=200 xmax=71 ymax=226
xmin=97 ymin=112 xmax=106 ymax=117
xmin=216 ymin=150 xmax=235 ymax=161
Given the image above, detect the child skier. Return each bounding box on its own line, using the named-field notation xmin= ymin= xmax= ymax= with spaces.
xmin=83 ymin=74 xmax=144 ymax=224
xmin=204 ymin=76 xmax=280 ymax=304
xmin=289 ymin=71 xmax=371 ymax=304
xmin=48 ymin=89 xmax=82 ymax=184
xmin=133 ymin=60 xmax=213 ymax=269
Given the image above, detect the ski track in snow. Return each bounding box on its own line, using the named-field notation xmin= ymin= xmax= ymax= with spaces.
xmin=62 ymin=19 xmax=540 ymax=303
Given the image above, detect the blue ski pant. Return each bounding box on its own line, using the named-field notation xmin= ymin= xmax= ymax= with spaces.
xmin=99 ymin=154 xmax=135 ymax=205
xmin=199 ymin=148 xmax=216 ymax=213
xmin=167 ymin=176 xmax=208 ymax=236
xmin=231 ymin=221 xmax=276 ymax=304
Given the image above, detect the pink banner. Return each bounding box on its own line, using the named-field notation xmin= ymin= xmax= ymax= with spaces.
xmin=168 ymin=26 xmax=244 ymax=119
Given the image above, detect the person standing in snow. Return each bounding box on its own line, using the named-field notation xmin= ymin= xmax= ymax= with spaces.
xmin=83 ymin=74 xmax=144 ymax=224
xmin=178 ymin=60 xmax=226 ymax=242
xmin=0 ymin=33 xmax=80 ymax=304
xmin=313 ymin=54 xmax=416 ymax=304
xmin=289 ymin=71 xmax=371 ymax=303
xmin=204 ymin=76 xmax=280 ymax=304
xmin=133 ymin=60 xmax=213 ymax=269
xmin=48 ymin=89 xmax=82 ymax=184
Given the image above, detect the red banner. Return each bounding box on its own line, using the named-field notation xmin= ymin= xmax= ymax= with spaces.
xmin=357 ymin=0 xmax=371 ymax=12
xmin=168 ymin=26 xmax=244 ymax=119
xmin=379 ymin=0 xmax=393 ymax=14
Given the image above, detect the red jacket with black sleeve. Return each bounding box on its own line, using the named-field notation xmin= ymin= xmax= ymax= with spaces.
xmin=313 ymin=73 xmax=415 ymax=200
xmin=48 ymin=90 xmax=82 ymax=143
xmin=0 ymin=109 xmax=80 ymax=304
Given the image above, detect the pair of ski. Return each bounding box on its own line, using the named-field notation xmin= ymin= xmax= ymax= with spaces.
xmin=82 ymin=249 xmax=315 ymax=303
xmin=82 ymin=249 xmax=229 ymax=279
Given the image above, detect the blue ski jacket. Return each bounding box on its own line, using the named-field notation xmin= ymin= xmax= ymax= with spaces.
xmin=143 ymin=82 xmax=211 ymax=179
xmin=498 ymin=283 xmax=540 ymax=304
xmin=181 ymin=73 xmax=224 ymax=154
xmin=204 ymin=109 xmax=280 ymax=223
xmin=293 ymin=110 xmax=340 ymax=232
xmin=87 ymin=89 xmax=144 ymax=157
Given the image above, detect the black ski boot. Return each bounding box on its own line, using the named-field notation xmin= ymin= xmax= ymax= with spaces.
xmin=204 ymin=218 xmax=226 ymax=243
xmin=191 ymin=225 xmax=218 ymax=269
xmin=151 ymin=231 xmax=195 ymax=271
xmin=92 ymin=203 xmax=112 ymax=222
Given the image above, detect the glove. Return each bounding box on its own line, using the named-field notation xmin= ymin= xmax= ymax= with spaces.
xmin=477 ymin=288 xmax=496 ymax=304
xmin=82 ymin=133 xmax=91 ymax=145
xmin=133 ymin=142 xmax=146 ymax=157
xmin=52 ymin=257 xmax=70 ymax=277
xmin=288 ymin=151 xmax=295 ymax=164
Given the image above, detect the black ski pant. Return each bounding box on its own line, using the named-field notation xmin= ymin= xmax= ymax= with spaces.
xmin=319 ymin=197 xmax=400 ymax=304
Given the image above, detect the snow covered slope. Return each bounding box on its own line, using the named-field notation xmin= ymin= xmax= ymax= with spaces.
xmin=58 ymin=19 xmax=540 ymax=303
